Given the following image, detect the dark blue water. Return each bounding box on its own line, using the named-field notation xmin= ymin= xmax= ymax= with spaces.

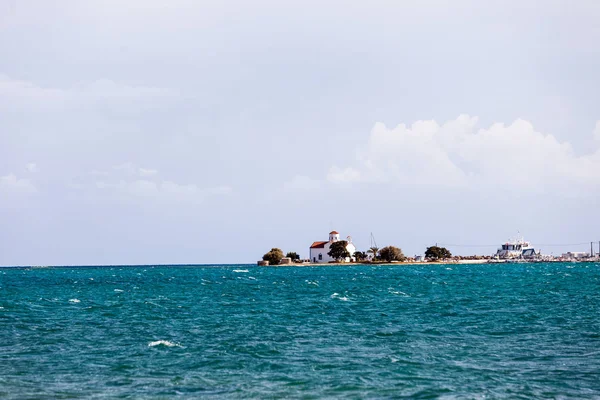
xmin=1 ymin=263 xmax=599 ymax=398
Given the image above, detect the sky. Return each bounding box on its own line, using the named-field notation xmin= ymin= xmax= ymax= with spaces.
xmin=1 ymin=0 xmax=599 ymax=265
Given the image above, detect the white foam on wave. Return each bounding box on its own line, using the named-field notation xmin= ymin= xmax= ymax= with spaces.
xmin=248 ymin=276 xmax=257 ymax=280
xmin=114 ymin=289 xmax=124 ymax=292
xmin=306 ymin=280 xmax=319 ymax=286
xmin=148 ymin=340 xmax=182 ymax=348
xmin=389 ymin=289 xmax=409 ymax=297
xmin=331 ymin=293 xmax=349 ymax=301
xmin=69 ymin=299 xmax=81 ymax=303
xmin=233 ymin=269 xmax=249 ymax=273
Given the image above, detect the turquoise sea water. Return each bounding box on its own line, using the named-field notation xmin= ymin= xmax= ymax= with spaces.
xmin=1 ymin=263 xmax=599 ymax=399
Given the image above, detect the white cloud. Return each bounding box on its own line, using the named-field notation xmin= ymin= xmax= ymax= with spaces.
xmin=138 ymin=168 xmax=158 ymax=177
xmin=283 ymin=175 xmax=321 ymax=191
xmin=79 ymin=79 xmax=173 ymax=99
xmin=326 ymin=167 xmax=362 ymax=184
xmin=90 ymin=169 xmax=110 ymax=176
xmin=0 ymin=74 xmax=67 ymax=110
xmin=87 ymin=164 xmax=230 ymax=203
xmin=0 ymin=173 xmax=37 ymax=193
xmin=128 ymin=180 xmax=160 ymax=197
xmin=112 ymin=162 xmax=137 ymax=175
xmin=0 ymin=74 xmax=175 ymax=112
xmin=204 ymin=186 xmax=233 ymax=196
xmin=329 ymin=115 xmax=600 ymax=192
xmin=110 ymin=163 xmax=158 ymax=177
xmin=94 ymin=176 xmax=232 ymax=203
xmin=25 ymin=163 xmax=37 ymax=173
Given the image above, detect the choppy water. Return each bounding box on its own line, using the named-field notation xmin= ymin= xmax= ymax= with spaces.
xmin=1 ymin=263 xmax=600 ymax=399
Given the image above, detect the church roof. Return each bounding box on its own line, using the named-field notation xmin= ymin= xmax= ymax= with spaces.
xmin=310 ymin=241 xmax=328 ymax=249
xmin=329 ymin=231 xmax=339 ymax=234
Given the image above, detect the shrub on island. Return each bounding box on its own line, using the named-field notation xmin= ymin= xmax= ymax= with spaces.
xmin=262 ymin=248 xmax=284 ymax=266
xmin=328 ymin=241 xmax=350 ymax=262
xmin=425 ymin=246 xmax=452 ymax=261
xmin=354 ymin=251 xmax=367 ymax=262
xmin=379 ymin=246 xmax=405 ymax=262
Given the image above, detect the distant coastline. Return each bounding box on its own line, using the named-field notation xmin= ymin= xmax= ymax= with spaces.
xmin=2 ymin=259 xmax=599 ymax=269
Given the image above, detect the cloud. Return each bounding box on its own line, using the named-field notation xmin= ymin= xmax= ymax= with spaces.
xmin=283 ymin=175 xmax=321 ymax=191
xmin=0 ymin=173 xmax=37 ymax=193
xmin=25 ymin=163 xmax=37 ymax=172
xmin=594 ymin=121 xmax=600 ymax=142
xmin=0 ymin=74 xmax=176 ymax=112
xmin=328 ymin=115 xmax=600 ymax=192
xmin=109 ymin=163 xmax=158 ymax=177
xmin=112 ymin=162 xmax=137 ymax=176
xmin=94 ymin=177 xmax=232 ymax=203
xmin=326 ymin=167 xmax=362 ymax=184
xmin=138 ymin=168 xmax=158 ymax=177
xmin=0 ymin=74 xmax=67 ymax=110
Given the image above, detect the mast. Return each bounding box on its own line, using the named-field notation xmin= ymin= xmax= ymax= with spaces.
xmin=370 ymin=232 xmax=378 ymax=248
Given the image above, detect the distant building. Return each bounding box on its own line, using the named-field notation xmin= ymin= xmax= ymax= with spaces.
xmin=309 ymin=231 xmax=356 ymax=263
xmin=562 ymin=252 xmax=589 ymax=259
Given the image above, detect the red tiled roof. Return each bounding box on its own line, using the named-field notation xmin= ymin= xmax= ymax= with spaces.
xmin=329 ymin=231 xmax=339 ymax=234
xmin=310 ymin=241 xmax=328 ymax=249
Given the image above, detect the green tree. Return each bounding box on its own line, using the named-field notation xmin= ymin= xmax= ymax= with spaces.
xmin=262 ymin=248 xmax=284 ymax=265
xmin=354 ymin=251 xmax=367 ymax=262
xmin=286 ymin=251 xmax=300 ymax=261
xmin=379 ymin=246 xmax=405 ymax=262
xmin=328 ymin=241 xmax=350 ymax=262
xmin=367 ymin=246 xmax=379 ymax=260
xmin=425 ymin=246 xmax=452 ymax=260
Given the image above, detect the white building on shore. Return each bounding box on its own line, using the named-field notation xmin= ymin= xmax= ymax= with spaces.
xmin=309 ymin=231 xmax=356 ymax=263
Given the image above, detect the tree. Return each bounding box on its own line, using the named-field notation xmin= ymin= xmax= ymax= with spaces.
xmin=367 ymin=246 xmax=379 ymax=260
xmin=263 ymin=248 xmax=284 ymax=265
xmin=425 ymin=246 xmax=452 ymax=261
xmin=328 ymin=240 xmax=350 ymax=262
xmin=354 ymin=251 xmax=367 ymax=262
xmin=379 ymin=246 xmax=405 ymax=262
xmin=286 ymin=251 xmax=300 ymax=261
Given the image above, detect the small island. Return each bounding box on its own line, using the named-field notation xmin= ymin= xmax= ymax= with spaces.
xmin=258 ymin=230 xmax=600 ymax=266
xmin=258 ymin=229 xmax=458 ymax=266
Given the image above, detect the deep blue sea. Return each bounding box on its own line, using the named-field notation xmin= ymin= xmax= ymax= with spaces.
xmin=1 ymin=263 xmax=600 ymax=399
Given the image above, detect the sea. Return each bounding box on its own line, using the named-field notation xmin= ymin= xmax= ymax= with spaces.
xmin=1 ymin=262 xmax=599 ymax=399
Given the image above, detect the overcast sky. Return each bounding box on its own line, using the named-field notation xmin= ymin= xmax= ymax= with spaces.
xmin=1 ymin=0 xmax=599 ymax=265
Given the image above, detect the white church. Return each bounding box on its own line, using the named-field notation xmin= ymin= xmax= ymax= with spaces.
xmin=309 ymin=231 xmax=356 ymax=263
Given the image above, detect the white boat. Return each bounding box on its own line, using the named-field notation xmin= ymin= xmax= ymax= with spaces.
xmin=495 ymin=235 xmax=538 ymax=259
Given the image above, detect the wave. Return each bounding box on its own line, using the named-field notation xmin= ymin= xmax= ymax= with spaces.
xmin=388 ymin=289 xmax=410 ymax=297
xmin=148 ymin=340 xmax=181 ymax=348
xmin=331 ymin=293 xmax=349 ymax=301
xmin=69 ymin=299 xmax=81 ymax=303
xmin=233 ymin=269 xmax=249 ymax=273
